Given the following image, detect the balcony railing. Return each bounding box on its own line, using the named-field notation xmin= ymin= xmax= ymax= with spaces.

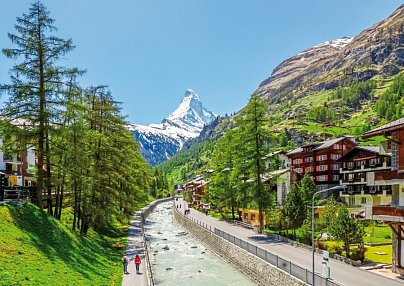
xmin=342 ymin=162 xmax=391 ymax=172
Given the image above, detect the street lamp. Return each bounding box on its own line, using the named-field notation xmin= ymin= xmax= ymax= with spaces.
xmin=311 ymin=185 xmax=347 ymax=286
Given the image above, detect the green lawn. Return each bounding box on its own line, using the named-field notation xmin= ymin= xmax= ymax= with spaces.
xmin=0 ymin=203 xmax=128 ymax=286
xmin=364 ymin=225 xmax=392 ymax=244
xmin=365 ymin=245 xmax=392 ymax=264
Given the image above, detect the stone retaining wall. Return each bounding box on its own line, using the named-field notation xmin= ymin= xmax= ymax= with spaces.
xmin=141 ymin=197 xmax=173 ymax=220
xmin=173 ymin=207 xmax=307 ymax=286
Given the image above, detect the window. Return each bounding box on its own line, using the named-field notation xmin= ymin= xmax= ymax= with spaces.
xmin=305 ymin=157 xmax=313 ymax=163
xmin=361 ymin=197 xmax=367 ymax=204
xmin=293 ymin=158 xmax=303 ymax=165
xmin=331 ymin=164 xmax=339 ymax=170
xmin=244 ymin=213 xmax=248 ymax=220
xmin=251 ymin=214 xmax=256 ymax=221
xmin=333 ymin=144 xmax=341 ymax=150
xmin=392 ymin=139 xmax=398 ymax=170
xmin=317 ymin=155 xmax=327 ymax=161
xmin=330 ymin=154 xmax=340 ymax=160
xmin=332 ymin=175 xmax=339 ymax=181
xmin=316 ymin=165 xmax=328 ymax=172
xmin=295 ymin=168 xmax=303 ymax=174
xmin=316 ymin=175 xmax=328 ymax=182
xmin=348 ymin=196 xmax=355 ymax=206
xmin=305 ymin=166 xmax=314 ymax=173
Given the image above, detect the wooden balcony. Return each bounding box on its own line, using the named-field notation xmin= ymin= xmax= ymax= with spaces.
xmin=373 ymin=206 xmax=404 ymax=217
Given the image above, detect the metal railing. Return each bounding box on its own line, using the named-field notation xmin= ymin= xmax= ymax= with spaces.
xmin=142 ymin=229 xmax=155 ymax=286
xmin=214 ymin=229 xmax=344 ymax=286
xmin=177 ymin=207 xmax=343 ymax=286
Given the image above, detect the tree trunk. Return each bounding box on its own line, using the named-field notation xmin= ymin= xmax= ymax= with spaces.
xmin=45 ymin=131 xmax=53 ymax=216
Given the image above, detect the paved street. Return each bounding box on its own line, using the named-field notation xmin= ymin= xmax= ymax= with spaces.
xmin=176 ymin=197 xmax=404 ymax=286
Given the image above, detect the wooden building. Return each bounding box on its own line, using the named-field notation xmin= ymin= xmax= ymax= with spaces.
xmin=362 ymin=118 xmax=404 ymax=274
xmin=287 ymin=136 xmax=357 ymax=191
xmin=337 ymin=146 xmax=392 ymax=206
xmin=184 ymin=176 xmax=209 ymax=206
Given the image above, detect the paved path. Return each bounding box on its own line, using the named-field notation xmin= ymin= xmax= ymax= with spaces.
xmin=177 ymin=198 xmax=404 ymax=286
xmin=122 ymin=211 xmax=148 ymax=286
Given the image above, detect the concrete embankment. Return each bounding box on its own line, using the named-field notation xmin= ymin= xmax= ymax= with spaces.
xmin=173 ymin=205 xmax=307 ymax=286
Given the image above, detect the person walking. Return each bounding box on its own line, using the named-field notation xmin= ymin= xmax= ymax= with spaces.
xmin=134 ymin=254 xmax=141 ymax=274
xmin=122 ymin=253 xmax=129 ymax=274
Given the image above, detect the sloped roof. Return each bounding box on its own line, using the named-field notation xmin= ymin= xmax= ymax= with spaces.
xmin=286 ymin=147 xmax=303 ymax=156
xmin=286 ymin=136 xmax=355 ymax=156
xmin=363 ymin=118 xmax=404 ymax=138
xmin=336 ymin=145 xmax=387 ymax=161
xmin=262 ymin=168 xmax=290 ymax=182
xmin=313 ymin=137 xmax=344 ymax=151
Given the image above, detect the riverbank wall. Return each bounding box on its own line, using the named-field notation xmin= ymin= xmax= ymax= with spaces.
xmin=173 ymin=206 xmax=307 ymax=286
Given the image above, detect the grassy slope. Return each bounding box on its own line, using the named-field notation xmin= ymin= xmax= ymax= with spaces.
xmin=0 ymin=203 xmax=127 ymax=286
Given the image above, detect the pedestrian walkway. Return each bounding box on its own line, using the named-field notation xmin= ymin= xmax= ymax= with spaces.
xmin=122 ymin=211 xmax=148 ymax=286
xmin=176 ymin=198 xmax=404 ymax=286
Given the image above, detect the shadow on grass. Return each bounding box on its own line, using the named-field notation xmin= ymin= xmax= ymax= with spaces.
xmin=6 ymin=203 xmax=125 ymax=282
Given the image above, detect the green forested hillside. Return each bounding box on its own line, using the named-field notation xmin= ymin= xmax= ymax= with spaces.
xmin=158 ymin=71 xmax=404 ymax=186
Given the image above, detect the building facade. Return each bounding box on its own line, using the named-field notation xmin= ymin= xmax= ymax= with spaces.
xmin=184 ymin=176 xmax=209 ymax=206
xmin=362 ymin=118 xmax=404 ymax=274
xmin=337 ymin=146 xmax=392 ymax=206
xmin=287 ymin=136 xmax=357 ymax=191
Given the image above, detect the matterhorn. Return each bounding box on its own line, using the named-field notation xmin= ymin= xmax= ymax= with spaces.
xmin=126 ymin=89 xmax=217 ymax=166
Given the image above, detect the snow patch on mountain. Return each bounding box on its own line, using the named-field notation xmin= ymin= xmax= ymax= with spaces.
xmin=313 ymin=36 xmax=353 ymax=49
xmin=127 ymin=89 xmax=217 ymax=166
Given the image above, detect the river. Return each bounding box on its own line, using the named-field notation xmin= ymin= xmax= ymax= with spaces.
xmin=144 ymin=202 xmax=255 ymax=286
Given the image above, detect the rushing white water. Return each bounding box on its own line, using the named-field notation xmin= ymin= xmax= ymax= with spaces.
xmin=144 ymin=202 xmax=255 ymax=286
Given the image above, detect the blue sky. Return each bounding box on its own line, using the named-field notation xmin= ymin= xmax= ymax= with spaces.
xmin=0 ymin=1 xmax=402 ymax=125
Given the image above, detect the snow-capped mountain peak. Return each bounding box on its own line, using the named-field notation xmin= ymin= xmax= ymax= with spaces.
xmin=166 ymin=89 xmax=217 ymax=132
xmin=127 ymin=89 xmax=217 ymax=166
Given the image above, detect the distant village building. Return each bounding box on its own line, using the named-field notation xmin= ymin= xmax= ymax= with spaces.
xmin=184 ymin=176 xmax=209 ymax=206
xmin=263 ymin=150 xmax=296 ymax=206
xmin=0 ymin=138 xmax=36 ymax=187
xmin=287 ymin=136 xmax=357 ymax=191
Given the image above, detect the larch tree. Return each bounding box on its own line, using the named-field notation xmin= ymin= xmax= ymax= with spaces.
xmin=208 ymin=129 xmax=238 ymax=219
xmin=0 ymin=1 xmax=83 ymax=212
xmin=235 ymin=93 xmax=272 ymax=233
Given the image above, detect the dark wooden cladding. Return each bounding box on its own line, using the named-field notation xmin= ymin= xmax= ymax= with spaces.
xmin=373 ymin=206 xmax=404 ymax=217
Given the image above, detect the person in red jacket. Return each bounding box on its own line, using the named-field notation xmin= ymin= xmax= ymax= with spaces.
xmin=134 ymin=254 xmax=141 ymax=274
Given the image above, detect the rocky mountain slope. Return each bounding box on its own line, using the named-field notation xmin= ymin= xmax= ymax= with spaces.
xmin=157 ymin=4 xmax=404 ymax=185
xmin=257 ymin=4 xmax=404 ymax=105
xmin=127 ymin=89 xmax=217 ymax=166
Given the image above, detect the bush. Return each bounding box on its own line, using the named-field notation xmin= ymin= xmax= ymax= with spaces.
xmin=327 ymin=241 xmax=343 ymax=255
xmin=384 ymin=234 xmax=392 ymax=239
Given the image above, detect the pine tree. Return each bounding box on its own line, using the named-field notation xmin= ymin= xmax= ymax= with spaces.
xmin=283 ymin=184 xmax=306 ymax=239
xmin=299 ymin=173 xmax=317 ymax=209
xmin=329 ymin=206 xmax=365 ymax=258
xmin=1 ymin=2 xmax=83 ymax=211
